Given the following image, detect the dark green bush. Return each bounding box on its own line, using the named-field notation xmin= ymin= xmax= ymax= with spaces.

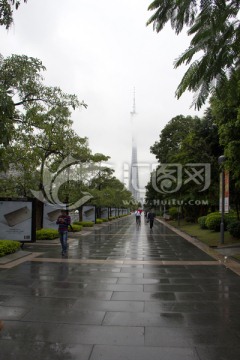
xmin=73 ymin=221 xmax=94 ymax=227
xmin=101 ymin=218 xmax=108 ymax=222
xmin=225 ymin=213 xmax=238 ymax=226
xmin=205 ymin=211 xmax=238 ymax=232
xmin=205 ymin=212 xmax=222 ymax=231
xmin=36 ymin=228 xmax=59 ymax=240
xmin=0 ymin=240 xmax=21 ymax=257
xmin=168 ymin=207 xmax=179 ymax=220
xmin=198 ymin=216 xmax=208 ymax=229
xmin=227 ymin=221 xmax=240 ymax=239
xmin=69 ymin=224 xmax=82 ymax=232
xmin=96 ymin=218 xmax=103 ymax=224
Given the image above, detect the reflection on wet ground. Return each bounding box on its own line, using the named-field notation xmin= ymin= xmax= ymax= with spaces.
xmin=1 ymin=216 xmax=240 ymax=359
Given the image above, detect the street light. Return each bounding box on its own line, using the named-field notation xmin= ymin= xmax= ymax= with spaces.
xmin=218 ymin=155 xmax=226 ymax=244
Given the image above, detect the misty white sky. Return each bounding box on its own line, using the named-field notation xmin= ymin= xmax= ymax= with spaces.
xmin=1 ymin=0 xmax=206 ymax=195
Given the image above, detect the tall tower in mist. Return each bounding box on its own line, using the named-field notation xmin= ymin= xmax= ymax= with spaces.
xmin=129 ymin=89 xmax=141 ymax=204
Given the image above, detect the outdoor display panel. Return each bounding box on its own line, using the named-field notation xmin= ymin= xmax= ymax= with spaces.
xmin=43 ymin=203 xmax=64 ymax=230
xmin=0 ymin=199 xmax=36 ymax=242
xmin=111 ymin=208 xmax=117 ymax=217
xmin=100 ymin=207 xmax=109 ymax=219
xmin=82 ymin=205 xmax=96 ymax=222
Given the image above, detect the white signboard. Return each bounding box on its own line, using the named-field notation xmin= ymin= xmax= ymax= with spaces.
xmin=100 ymin=207 xmax=109 ymax=219
xmin=111 ymin=208 xmax=117 ymax=217
xmin=82 ymin=205 xmax=96 ymax=222
xmin=0 ymin=200 xmax=34 ymax=242
xmin=43 ymin=203 xmax=65 ymax=230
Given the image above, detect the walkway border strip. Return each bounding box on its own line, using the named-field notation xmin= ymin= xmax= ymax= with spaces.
xmin=156 ymin=218 xmax=240 ymax=276
xmin=30 ymin=257 xmax=220 ymax=266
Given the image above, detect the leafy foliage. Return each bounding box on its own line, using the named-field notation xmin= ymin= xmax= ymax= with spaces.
xmin=0 ymin=0 xmax=27 ymax=29
xmin=73 ymin=221 xmax=94 ymax=227
xmin=36 ymin=228 xmax=59 ymax=240
xmin=198 ymin=215 xmax=208 ymax=229
xmin=168 ymin=207 xmax=179 ymax=220
xmin=150 ymin=115 xmax=197 ymax=163
xmin=227 ymin=220 xmax=240 ymax=239
xmin=0 ymin=54 xmax=132 ymax=210
xmin=69 ymin=224 xmax=82 ymax=232
xmin=147 ymin=0 xmax=240 ymax=108
xmin=205 ymin=212 xmax=222 ymax=231
xmin=0 ymin=240 xmax=21 ymax=257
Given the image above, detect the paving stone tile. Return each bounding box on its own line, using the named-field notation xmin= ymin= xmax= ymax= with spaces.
xmin=102 ymin=311 xmax=185 ymax=327
xmin=145 ymin=326 xmax=240 ymax=347
xmin=72 ymin=299 xmax=144 ymax=312
xmin=90 ymin=345 xmax=199 ymax=360
xmin=196 ymin=346 xmax=240 ymax=360
xmin=22 ymin=308 xmax=106 ymax=325
xmin=0 ymin=321 xmax=144 ymax=346
xmin=0 ymin=340 xmax=93 ymax=360
xmin=111 ymin=291 xmax=176 ymax=301
xmin=0 ymin=306 xmax=29 ymax=320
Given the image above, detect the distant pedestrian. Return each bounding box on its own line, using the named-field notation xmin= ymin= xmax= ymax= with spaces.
xmin=134 ymin=209 xmax=141 ymax=225
xmin=147 ymin=210 xmax=156 ymax=230
xmin=56 ymin=210 xmax=71 ymax=256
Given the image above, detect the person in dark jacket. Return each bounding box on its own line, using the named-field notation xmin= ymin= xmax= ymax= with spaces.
xmin=56 ymin=210 xmax=71 ymax=256
xmin=147 ymin=210 xmax=156 ymax=230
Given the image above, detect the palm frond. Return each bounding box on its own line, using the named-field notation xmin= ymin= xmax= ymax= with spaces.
xmin=174 ymin=45 xmax=200 ymax=68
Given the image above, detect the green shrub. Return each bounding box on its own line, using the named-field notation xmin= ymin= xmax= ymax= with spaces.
xmin=227 ymin=220 xmax=240 ymax=239
xmin=205 ymin=212 xmax=222 ymax=231
xmin=0 ymin=240 xmax=21 ymax=257
xmin=69 ymin=224 xmax=82 ymax=232
xmin=198 ymin=216 xmax=208 ymax=229
xmin=36 ymin=228 xmax=59 ymax=240
xmin=225 ymin=212 xmax=238 ymax=226
xmin=205 ymin=211 xmax=238 ymax=232
xmin=101 ymin=218 xmax=108 ymax=222
xmin=96 ymin=218 xmax=103 ymax=224
xmin=80 ymin=221 xmax=94 ymax=227
xmin=168 ymin=207 xmax=179 ymax=220
xmin=109 ymin=216 xmax=116 ymax=221
xmin=73 ymin=221 xmax=94 ymax=227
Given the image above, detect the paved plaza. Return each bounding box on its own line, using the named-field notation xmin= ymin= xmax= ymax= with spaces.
xmin=1 ymin=215 xmax=240 ymax=360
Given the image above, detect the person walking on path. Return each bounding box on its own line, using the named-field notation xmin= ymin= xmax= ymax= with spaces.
xmin=147 ymin=209 xmax=156 ymax=230
xmin=56 ymin=210 xmax=71 ymax=256
xmin=134 ymin=209 xmax=141 ymax=225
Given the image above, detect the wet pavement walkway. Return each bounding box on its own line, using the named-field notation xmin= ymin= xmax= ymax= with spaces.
xmin=1 ymin=215 xmax=240 ymax=360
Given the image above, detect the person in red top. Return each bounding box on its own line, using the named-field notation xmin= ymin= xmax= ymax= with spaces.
xmin=56 ymin=210 xmax=71 ymax=256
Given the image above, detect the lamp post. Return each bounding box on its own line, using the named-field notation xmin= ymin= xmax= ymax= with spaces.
xmin=218 ymin=155 xmax=226 ymax=244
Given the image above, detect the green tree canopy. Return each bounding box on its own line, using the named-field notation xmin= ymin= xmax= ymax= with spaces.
xmin=0 ymin=0 xmax=27 ymax=29
xmin=0 ymin=54 xmax=86 ymax=148
xmin=146 ymin=111 xmax=223 ymax=217
xmin=210 ymin=68 xmax=240 ymax=186
xmin=150 ymin=115 xmax=198 ymax=163
xmin=147 ymin=0 xmax=240 ymax=109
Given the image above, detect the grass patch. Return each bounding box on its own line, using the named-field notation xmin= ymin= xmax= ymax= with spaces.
xmin=233 ymin=254 xmax=240 ymax=261
xmin=73 ymin=221 xmax=94 ymax=227
xmin=168 ymin=220 xmax=240 ymax=247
